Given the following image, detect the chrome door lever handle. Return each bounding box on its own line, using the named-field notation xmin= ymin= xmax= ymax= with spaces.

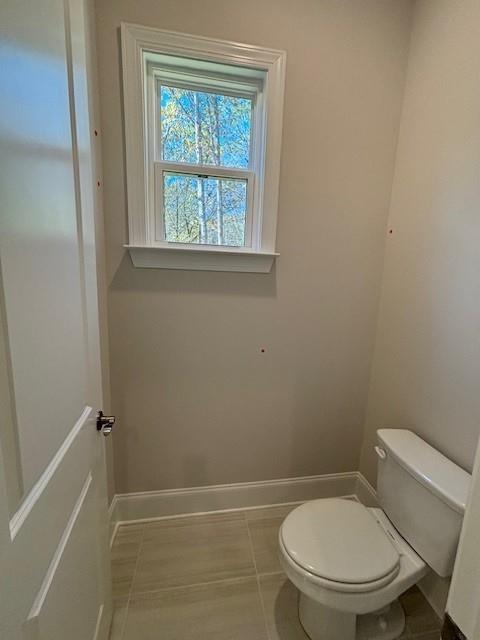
xmin=97 ymin=410 xmax=116 ymax=436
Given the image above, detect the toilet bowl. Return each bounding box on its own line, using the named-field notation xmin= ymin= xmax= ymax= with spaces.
xmin=279 ymin=499 xmax=427 ymax=640
xmin=278 ymin=429 xmax=471 ymax=640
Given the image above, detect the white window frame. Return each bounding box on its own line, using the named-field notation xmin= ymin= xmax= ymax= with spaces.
xmin=121 ymin=23 xmax=286 ymax=272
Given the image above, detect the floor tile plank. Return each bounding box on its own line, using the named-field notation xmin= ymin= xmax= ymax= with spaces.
xmin=132 ymin=512 xmax=255 ymax=593
xmin=123 ymin=577 xmax=268 ymax=640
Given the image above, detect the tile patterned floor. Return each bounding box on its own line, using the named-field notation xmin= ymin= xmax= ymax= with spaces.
xmin=109 ymin=502 xmax=442 ymax=640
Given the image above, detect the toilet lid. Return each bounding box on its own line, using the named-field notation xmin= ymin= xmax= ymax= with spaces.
xmin=281 ymin=499 xmax=400 ymax=585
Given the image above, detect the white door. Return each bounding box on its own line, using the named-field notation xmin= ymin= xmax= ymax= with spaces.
xmin=0 ymin=0 xmax=112 ymax=639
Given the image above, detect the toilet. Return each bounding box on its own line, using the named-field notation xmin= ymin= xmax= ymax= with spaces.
xmin=279 ymin=429 xmax=471 ymax=640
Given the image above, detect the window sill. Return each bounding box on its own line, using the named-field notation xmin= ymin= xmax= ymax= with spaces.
xmin=125 ymin=245 xmax=279 ymax=273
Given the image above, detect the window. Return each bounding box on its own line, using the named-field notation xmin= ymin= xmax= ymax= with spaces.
xmin=121 ymin=24 xmax=286 ymax=272
xmin=156 ymin=81 xmax=253 ymax=248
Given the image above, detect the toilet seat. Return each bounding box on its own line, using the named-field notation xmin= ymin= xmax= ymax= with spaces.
xmin=279 ymin=535 xmax=400 ymax=594
xmin=280 ymin=499 xmax=400 ymax=593
xmin=279 ymin=505 xmax=428 ymax=615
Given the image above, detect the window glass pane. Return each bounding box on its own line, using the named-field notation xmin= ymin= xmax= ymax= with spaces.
xmin=160 ymin=85 xmax=252 ymax=169
xmin=163 ymin=172 xmax=247 ymax=247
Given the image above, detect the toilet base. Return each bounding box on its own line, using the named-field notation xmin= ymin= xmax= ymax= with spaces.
xmin=357 ymin=600 xmax=405 ymax=640
xmin=299 ymin=592 xmax=406 ymax=640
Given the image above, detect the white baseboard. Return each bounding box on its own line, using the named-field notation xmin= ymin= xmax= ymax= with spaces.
xmin=110 ymin=471 xmax=367 ymax=530
xmin=108 ymin=499 xmax=119 ymax=549
xmin=355 ymin=473 xmax=378 ymax=507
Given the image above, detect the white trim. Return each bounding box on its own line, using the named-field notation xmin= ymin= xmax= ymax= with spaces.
xmin=355 ymin=472 xmax=379 ymax=507
xmin=9 ymin=406 xmax=92 ymax=539
xmin=126 ymin=244 xmax=278 ymax=272
xmin=108 ymin=498 xmax=119 ymax=549
xmin=109 ymin=521 xmax=120 ymax=550
xmin=92 ymin=604 xmax=105 ymax=640
xmin=155 ymin=161 xmax=253 ymax=181
xmin=109 ymin=472 xmax=359 ymax=530
xmin=121 ymin=22 xmax=286 ymax=271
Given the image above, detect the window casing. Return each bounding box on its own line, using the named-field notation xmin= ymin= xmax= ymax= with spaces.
xmin=121 ymin=24 xmax=286 ymax=272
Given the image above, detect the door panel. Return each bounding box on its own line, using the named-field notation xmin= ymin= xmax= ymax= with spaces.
xmin=0 ymin=0 xmax=112 ymax=638
xmin=24 ymin=473 xmax=97 ymax=640
xmin=0 ymin=268 xmax=23 ymax=512
xmin=2 ymin=409 xmax=111 ymax=640
xmin=2 ymin=408 xmax=112 ymax=638
xmin=0 ymin=0 xmax=87 ymax=496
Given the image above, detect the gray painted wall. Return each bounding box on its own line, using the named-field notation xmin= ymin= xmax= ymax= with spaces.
xmin=361 ymin=0 xmax=480 ymax=483
xmin=95 ymin=0 xmax=413 ymax=493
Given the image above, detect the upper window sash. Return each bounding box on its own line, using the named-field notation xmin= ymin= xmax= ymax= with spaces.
xmin=150 ymin=66 xmax=261 ymax=100
xmin=154 ymin=79 xmax=257 ymax=172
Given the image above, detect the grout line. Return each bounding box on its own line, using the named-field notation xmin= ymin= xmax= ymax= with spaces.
xmin=111 ymin=601 xmax=129 ymax=640
xmin=128 ymin=524 xmax=146 ymax=599
xmin=116 ymin=524 xmax=146 ymax=640
xmin=122 ymin=574 xmax=260 ymax=598
xmin=112 ymin=501 xmax=302 ymax=528
xmin=244 ymin=512 xmax=272 ymax=640
xmin=256 ymin=570 xmax=285 ymax=578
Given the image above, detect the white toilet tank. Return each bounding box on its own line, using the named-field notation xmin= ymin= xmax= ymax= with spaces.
xmin=376 ymin=429 xmax=471 ymax=577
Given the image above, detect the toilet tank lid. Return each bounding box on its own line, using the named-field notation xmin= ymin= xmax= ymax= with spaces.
xmin=377 ymin=429 xmax=471 ymax=514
